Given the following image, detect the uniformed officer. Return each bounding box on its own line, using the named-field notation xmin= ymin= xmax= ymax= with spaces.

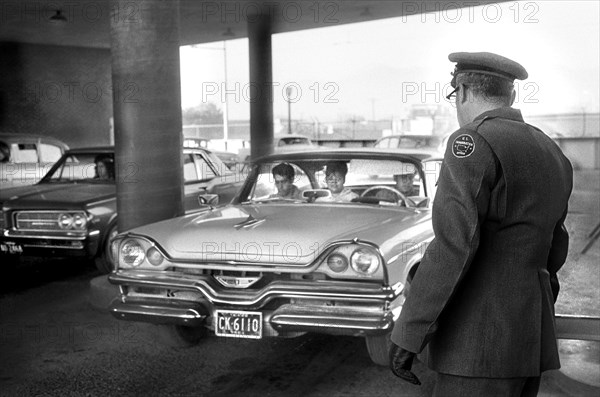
xmin=389 ymin=52 xmax=573 ymax=396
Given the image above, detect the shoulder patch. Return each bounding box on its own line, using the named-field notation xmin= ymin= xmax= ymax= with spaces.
xmin=452 ymin=134 xmax=475 ymax=158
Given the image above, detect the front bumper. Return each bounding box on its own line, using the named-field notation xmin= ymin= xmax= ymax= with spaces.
xmin=0 ymin=229 xmax=100 ymax=258
xmin=109 ymin=270 xmax=403 ymax=337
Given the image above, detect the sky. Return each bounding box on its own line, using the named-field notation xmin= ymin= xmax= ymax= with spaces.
xmin=180 ymin=0 xmax=600 ymax=123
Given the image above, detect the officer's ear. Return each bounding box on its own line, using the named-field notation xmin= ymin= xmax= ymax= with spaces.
xmin=509 ymin=89 xmax=516 ymax=106
xmin=458 ymin=83 xmax=469 ymax=105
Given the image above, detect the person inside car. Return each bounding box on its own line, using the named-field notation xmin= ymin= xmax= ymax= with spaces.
xmin=393 ymin=165 xmax=419 ymax=197
xmin=318 ymin=161 xmax=358 ymax=202
xmin=94 ymin=155 xmax=115 ymax=180
xmin=270 ymin=162 xmax=301 ymax=199
xmin=375 ymin=163 xmax=419 ymax=204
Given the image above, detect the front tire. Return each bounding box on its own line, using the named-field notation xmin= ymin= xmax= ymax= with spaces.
xmin=365 ymin=332 xmax=392 ymax=366
xmin=94 ymin=224 xmax=118 ymax=274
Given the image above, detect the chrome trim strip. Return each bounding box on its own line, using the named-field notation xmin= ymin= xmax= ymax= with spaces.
xmin=271 ymin=313 xmax=393 ymax=332
xmin=21 ymin=243 xmax=84 ymax=250
xmin=4 ymin=232 xmax=87 ymax=240
xmin=110 ymin=300 xmax=206 ymax=326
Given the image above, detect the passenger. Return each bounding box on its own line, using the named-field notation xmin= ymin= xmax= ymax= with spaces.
xmin=94 ymin=155 xmax=115 ymax=180
xmin=269 ymin=162 xmax=301 ymax=199
xmin=318 ymin=161 xmax=358 ymax=202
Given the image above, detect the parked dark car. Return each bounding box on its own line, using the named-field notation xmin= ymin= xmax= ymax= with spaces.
xmin=0 ymin=146 xmax=244 ymax=273
xmin=0 ymin=133 xmax=69 ymax=188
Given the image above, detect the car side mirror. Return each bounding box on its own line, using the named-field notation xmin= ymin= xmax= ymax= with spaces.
xmin=198 ymin=194 xmax=219 ymax=207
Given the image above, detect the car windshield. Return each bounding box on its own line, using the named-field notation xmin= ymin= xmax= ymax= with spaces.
xmin=42 ymin=153 xmax=115 ymax=183
xmin=204 ymin=151 xmax=235 ymax=176
xmin=242 ymin=156 xmax=438 ymax=207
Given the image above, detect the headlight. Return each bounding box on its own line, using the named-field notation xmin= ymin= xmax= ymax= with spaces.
xmin=121 ymin=239 xmax=145 ymax=267
xmin=317 ymin=243 xmax=384 ymax=280
xmin=72 ymin=213 xmax=87 ymax=229
xmin=146 ymin=247 xmax=164 ymax=266
xmin=350 ymin=248 xmax=380 ymax=276
xmin=326 ymin=253 xmax=348 ymax=273
xmin=58 ymin=213 xmax=73 ymax=229
xmin=57 ymin=212 xmax=88 ymax=230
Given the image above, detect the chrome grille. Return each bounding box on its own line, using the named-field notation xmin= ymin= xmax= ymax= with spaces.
xmin=15 ymin=211 xmax=62 ymax=231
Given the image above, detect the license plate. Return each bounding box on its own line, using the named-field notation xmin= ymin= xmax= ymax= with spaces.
xmin=0 ymin=242 xmax=23 ymax=254
xmin=215 ymin=310 xmax=262 ymax=339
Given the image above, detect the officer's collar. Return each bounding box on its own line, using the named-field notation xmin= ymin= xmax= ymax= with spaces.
xmin=474 ymin=107 xmax=524 ymax=123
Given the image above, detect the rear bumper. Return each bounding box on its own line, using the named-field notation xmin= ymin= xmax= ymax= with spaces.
xmin=109 ymin=270 xmax=402 ymax=337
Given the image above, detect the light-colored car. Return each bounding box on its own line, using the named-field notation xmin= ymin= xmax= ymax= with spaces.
xmin=0 ymin=146 xmax=244 ymax=273
xmin=238 ymin=133 xmax=317 ymax=161
xmin=0 ymin=133 xmax=69 ymax=188
xmin=374 ymin=134 xmax=443 ymax=154
xmin=108 ymin=148 xmax=443 ymax=365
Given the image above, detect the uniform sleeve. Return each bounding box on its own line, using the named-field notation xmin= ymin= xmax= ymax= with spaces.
xmin=547 ymin=207 xmax=569 ymax=302
xmin=391 ymin=129 xmax=498 ymax=353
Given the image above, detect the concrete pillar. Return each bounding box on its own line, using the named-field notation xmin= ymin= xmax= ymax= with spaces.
xmin=248 ymin=12 xmax=274 ymax=160
xmin=109 ymin=0 xmax=183 ymax=232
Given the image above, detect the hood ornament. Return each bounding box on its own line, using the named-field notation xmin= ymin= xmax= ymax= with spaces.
xmin=214 ymin=274 xmax=262 ymax=289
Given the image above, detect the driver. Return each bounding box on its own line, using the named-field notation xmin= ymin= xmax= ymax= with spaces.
xmin=376 ymin=163 xmax=418 ymax=202
xmin=94 ymin=155 xmax=115 ymax=180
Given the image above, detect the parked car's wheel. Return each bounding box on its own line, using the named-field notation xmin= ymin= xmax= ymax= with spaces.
xmin=155 ymin=324 xmax=206 ymax=348
xmin=95 ymin=224 xmax=118 ymax=274
xmin=365 ymin=332 xmax=392 ymax=366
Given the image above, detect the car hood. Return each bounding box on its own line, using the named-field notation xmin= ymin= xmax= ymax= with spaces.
xmin=0 ymin=183 xmax=115 ymax=209
xmin=130 ymin=204 xmax=431 ymax=265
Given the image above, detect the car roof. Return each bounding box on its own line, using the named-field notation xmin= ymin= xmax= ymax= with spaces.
xmin=275 ymin=134 xmax=313 ymax=141
xmin=253 ymin=147 xmax=440 ymax=163
xmin=63 ymin=146 xmax=216 ymax=154
xmin=0 ymin=133 xmax=69 ymax=148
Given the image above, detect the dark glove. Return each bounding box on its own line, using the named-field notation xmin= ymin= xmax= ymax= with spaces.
xmin=389 ymin=343 xmax=421 ymax=385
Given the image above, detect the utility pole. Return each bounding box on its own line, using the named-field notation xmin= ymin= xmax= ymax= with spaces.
xmin=286 ymin=86 xmax=293 ymax=134
xmin=222 ymin=41 xmax=229 ymax=150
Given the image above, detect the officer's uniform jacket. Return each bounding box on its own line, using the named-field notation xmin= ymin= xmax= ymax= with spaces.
xmin=391 ymin=107 xmax=573 ymax=378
